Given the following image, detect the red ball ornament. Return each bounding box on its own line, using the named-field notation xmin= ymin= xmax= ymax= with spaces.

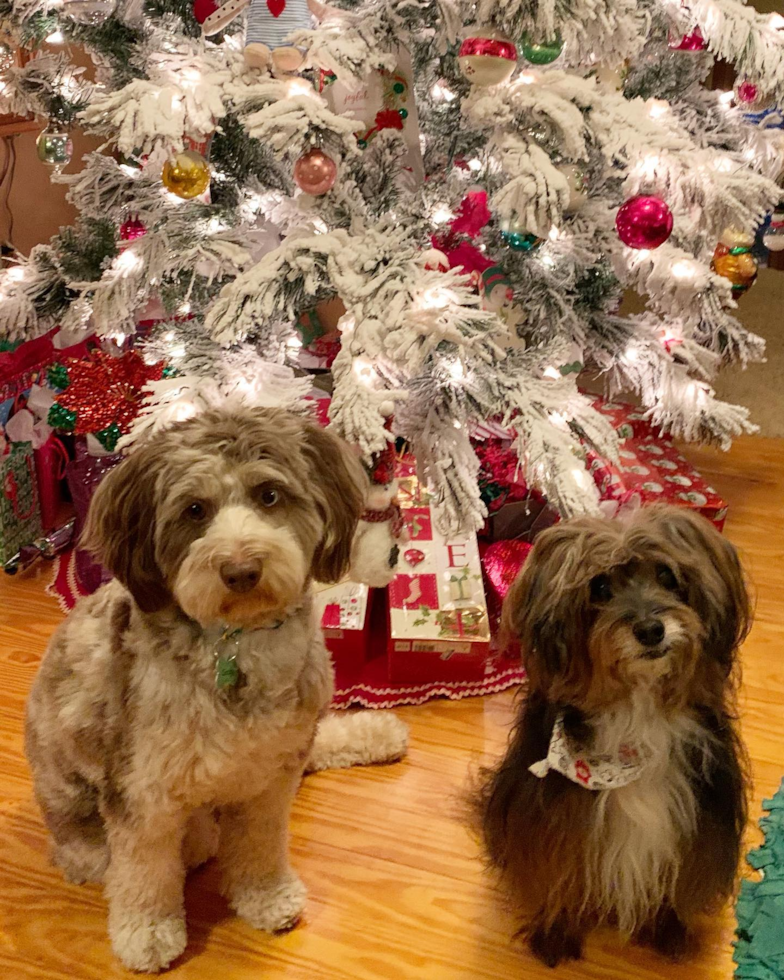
xmin=736 ymin=79 xmax=759 ymax=104
xmin=668 ymin=27 xmax=707 ymax=51
xmin=120 ymin=215 xmax=146 ymax=242
xmin=616 ymin=195 xmax=673 ymax=250
xmin=293 ymin=148 xmax=337 ymax=196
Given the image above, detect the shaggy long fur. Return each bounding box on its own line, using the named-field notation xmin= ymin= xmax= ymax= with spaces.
xmin=476 ymin=506 xmax=750 ymax=967
xmin=25 ymin=408 xmax=407 ymax=973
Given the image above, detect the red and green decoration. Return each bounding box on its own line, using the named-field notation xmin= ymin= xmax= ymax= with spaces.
xmin=46 ymin=350 xmax=164 ymax=451
xmin=357 ymin=70 xmax=411 ymax=148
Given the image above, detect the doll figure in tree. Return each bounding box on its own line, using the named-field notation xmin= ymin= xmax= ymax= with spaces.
xmin=245 ymin=0 xmax=315 ymax=72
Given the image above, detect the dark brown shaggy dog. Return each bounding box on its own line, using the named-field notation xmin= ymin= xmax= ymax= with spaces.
xmin=476 ymin=505 xmax=750 ymax=967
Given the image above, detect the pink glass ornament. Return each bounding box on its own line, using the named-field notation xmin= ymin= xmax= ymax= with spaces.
xmin=616 ymin=195 xmax=673 ymax=250
xmin=668 ymin=27 xmax=707 ymax=51
xmin=293 ymin=148 xmax=337 ymax=196
xmin=119 ymin=215 xmax=147 ymax=241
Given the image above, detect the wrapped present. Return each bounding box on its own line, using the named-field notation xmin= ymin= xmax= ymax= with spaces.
xmin=1 ymin=442 xmax=42 ymax=567
xmin=475 ymin=437 xmax=558 ymax=542
xmin=387 ymin=456 xmax=491 ymax=683
xmin=313 ymin=579 xmax=375 ymax=690
xmin=588 ymin=397 xmax=728 ymax=531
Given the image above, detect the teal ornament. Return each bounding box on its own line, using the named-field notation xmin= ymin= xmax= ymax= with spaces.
xmin=559 ymin=361 xmax=583 ymax=376
xmin=357 ymin=138 xmax=368 ymax=149
xmin=399 ymin=108 xmax=408 ymax=120
xmin=47 ymin=403 xmax=77 ymax=431
xmin=47 ymin=362 xmax=70 ymax=390
xmin=521 ymin=32 xmax=564 ymax=65
xmin=393 ymin=81 xmax=405 ymax=94
xmin=95 ymin=422 xmax=121 ymax=452
xmin=162 ymin=364 xmax=179 ymax=378
xmin=502 ymin=230 xmax=543 ymax=252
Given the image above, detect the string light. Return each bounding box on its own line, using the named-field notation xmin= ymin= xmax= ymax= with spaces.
xmin=671 ymin=260 xmax=697 ymax=279
xmin=648 ymin=100 xmax=669 ymax=119
xmin=178 ymin=301 xmax=191 ymax=315
xmin=548 ymin=227 xmax=560 ymax=241
xmin=711 ymin=156 xmax=735 ymax=173
xmin=518 ymin=73 xmax=536 ymax=85
xmin=113 ymin=249 xmax=143 ymax=275
xmin=431 ymin=81 xmax=456 ymax=102
xmin=540 ymin=253 xmax=556 ymax=268
xmin=432 ymin=204 xmax=453 ymax=224
xmin=286 ymin=77 xmax=316 ymax=98
xmin=467 ymin=158 xmax=482 ymax=172
xmin=768 ymin=13 xmax=784 ymax=30
xmin=419 ymin=285 xmax=455 ymax=310
xmin=543 ymin=366 xmax=561 ymax=380
xmin=571 ymin=467 xmax=591 ymax=490
xmin=46 ymin=30 xmax=64 ymax=44
xmin=6 ymin=266 xmax=25 ymax=282
xmin=718 ymin=91 xmax=734 ymax=107
xmin=353 ymin=358 xmax=376 ymax=384
xmin=169 ymin=343 xmax=186 ymax=359
xmin=286 ymin=336 xmax=303 ymax=350
xmin=447 ymin=358 xmax=465 ymax=380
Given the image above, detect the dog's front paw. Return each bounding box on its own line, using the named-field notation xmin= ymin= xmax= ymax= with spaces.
xmin=233 ymin=873 xmax=307 ymax=933
xmin=109 ymin=911 xmax=187 ymax=972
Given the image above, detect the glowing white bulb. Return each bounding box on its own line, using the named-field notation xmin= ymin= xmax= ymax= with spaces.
xmin=711 ymin=156 xmax=734 ymax=173
xmin=120 ymin=163 xmax=140 ymax=178
xmin=635 ymin=249 xmax=651 ymax=261
xmin=419 ymin=286 xmax=454 ymax=310
xmin=353 ymin=358 xmax=376 ymax=384
xmin=6 ymin=266 xmax=25 ymax=282
xmin=46 ymin=30 xmax=64 ymax=44
xmin=169 ymin=344 xmax=186 ymax=359
xmin=648 ymin=100 xmax=669 ymax=119
xmin=743 ymin=147 xmax=757 ymax=162
xmin=164 ymin=331 xmax=176 ymax=342
xmin=206 ymin=216 xmax=228 ymax=234
xmin=114 ymin=249 xmax=143 ymax=274
xmin=453 ymin=419 xmax=462 ymax=429
xmin=431 ymin=81 xmax=456 ymax=102
xmin=622 ymin=346 xmax=639 ymax=363
xmin=518 ymin=73 xmax=536 ymax=85
xmin=571 ymin=467 xmax=591 ymax=489
xmin=178 ymin=302 xmax=191 ymax=315
xmin=467 ymin=158 xmax=482 ymax=172
xmin=718 ymin=91 xmax=734 ymax=107
xmin=671 ymin=260 xmax=696 ymax=280
xmin=637 ymin=154 xmax=661 ymax=180
xmin=179 ymin=67 xmax=202 ymax=86
xmin=768 ymin=13 xmax=784 ymax=30
xmin=548 ymin=227 xmax=560 ymax=241
xmin=108 ymin=331 xmax=126 ymax=345
xmin=286 ymin=77 xmax=315 ymax=98
xmin=432 ymin=204 xmax=453 ymax=225
xmin=447 ymin=359 xmax=465 ymax=381
xmin=543 ymin=366 xmax=561 ymax=380
xmin=540 ymin=254 xmax=555 ymax=268
xmin=549 ymin=411 xmax=566 ymax=427
xmin=286 ymin=336 xmax=303 ymax=349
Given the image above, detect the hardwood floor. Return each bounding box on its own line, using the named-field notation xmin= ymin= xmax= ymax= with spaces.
xmin=1 ymin=435 xmax=782 ymax=979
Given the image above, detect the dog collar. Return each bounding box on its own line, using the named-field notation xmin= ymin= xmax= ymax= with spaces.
xmin=209 ymin=617 xmax=288 ymax=691
xmin=529 ymin=712 xmax=649 ymax=790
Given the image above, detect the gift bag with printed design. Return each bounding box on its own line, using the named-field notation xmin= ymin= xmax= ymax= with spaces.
xmin=1 ymin=442 xmax=42 ymax=566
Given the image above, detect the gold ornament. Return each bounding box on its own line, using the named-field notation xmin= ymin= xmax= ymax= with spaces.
xmin=712 ymin=242 xmax=758 ymax=296
xmin=162 ymin=149 xmax=210 ymax=199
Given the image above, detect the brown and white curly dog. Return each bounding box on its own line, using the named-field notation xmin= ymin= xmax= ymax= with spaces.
xmin=25 ymin=408 xmax=407 ymax=972
xmin=476 ymin=506 xmax=750 ymax=966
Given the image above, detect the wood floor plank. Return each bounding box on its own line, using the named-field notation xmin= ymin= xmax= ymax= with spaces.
xmin=1 ymin=434 xmax=782 ymax=978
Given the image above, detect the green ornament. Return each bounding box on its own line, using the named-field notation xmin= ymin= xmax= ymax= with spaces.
xmin=162 ymin=364 xmax=179 ymax=378
xmin=501 ymin=230 xmax=543 ymax=252
xmin=47 ymin=403 xmax=77 ymax=431
xmin=393 ymin=81 xmax=405 ymax=94
xmin=47 ymin=362 xmax=70 ymax=390
xmin=521 ymin=32 xmax=564 ymax=65
xmin=357 ymin=138 xmax=368 ymax=149
xmin=95 ymin=422 xmax=121 ymax=452
xmin=399 ymin=108 xmax=408 ymax=120
xmin=215 ymin=656 xmax=240 ymax=689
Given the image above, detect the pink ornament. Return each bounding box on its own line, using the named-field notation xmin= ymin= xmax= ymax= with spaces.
xmin=615 ymin=195 xmax=673 ymax=250
xmin=736 ymin=80 xmax=759 ymax=104
xmin=119 ymin=215 xmax=146 ymax=242
xmin=668 ymin=27 xmax=707 ymax=51
xmin=293 ymin=148 xmax=337 ymax=196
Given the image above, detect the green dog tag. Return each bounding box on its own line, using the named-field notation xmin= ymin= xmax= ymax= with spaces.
xmin=215 ymin=656 xmax=240 ymax=690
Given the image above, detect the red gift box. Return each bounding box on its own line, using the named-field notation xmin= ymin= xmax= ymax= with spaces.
xmin=387 ymin=454 xmax=491 ymax=684
xmin=313 ymin=579 xmax=376 ymax=690
xmin=589 ymin=397 xmax=728 ymax=531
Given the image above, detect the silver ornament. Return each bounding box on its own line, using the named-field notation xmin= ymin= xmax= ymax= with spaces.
xmin=61 ymin=0 xmax=117 ymax=26
xmin=36 ymin=124 xmax=74 ymax=174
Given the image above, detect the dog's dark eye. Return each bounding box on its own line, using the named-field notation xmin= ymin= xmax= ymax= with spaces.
xmin=185 ymin=501 xmax=208 ymax=521
xmin=259 ymin=487 xmax=279 ymax=508
xmin=590 ymin=574 xmax=613 ymax=602
xmin=656 ymin=563 xmax=678 ymax=591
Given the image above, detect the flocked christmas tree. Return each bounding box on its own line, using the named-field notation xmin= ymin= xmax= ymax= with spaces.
xmin=0 ymin=0 xmax=782 ymax=537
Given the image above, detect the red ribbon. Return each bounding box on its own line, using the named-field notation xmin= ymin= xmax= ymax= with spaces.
xmin=458 ymin=37 xmax=517 ymax=61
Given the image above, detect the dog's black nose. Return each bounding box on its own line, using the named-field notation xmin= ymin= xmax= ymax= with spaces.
xmin=220 ymin=560 xmax=261 ymax=594
xmin=633 ymin=618 xmax=666 ymax=647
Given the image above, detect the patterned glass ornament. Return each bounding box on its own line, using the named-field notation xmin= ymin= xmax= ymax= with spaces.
xmin=712 ymin=242 xmax=758 ymax=296
xmin=520 ymin=32 xmax=563 ymax=65
xmin=36 ymin=124 xmax=74 ymax=174
xmin=458 ymin=30 xmax=518 ymax=87
xmin=119 ymin=215 xmax=146 ymax=242
xmin=162 ymin=149 xmax=210 ymax=199
xmin=500 ymin=216 xmax=543 ymax=252
xmin=62 ymin=0 xmax=117 ymax=24
xmin=615 ymin=195 xmax=673 ymax=249
xmin=763 ymin=211 xmax=784 ymax=253
xmin=0 ymin=41 xmax=14 ymax=74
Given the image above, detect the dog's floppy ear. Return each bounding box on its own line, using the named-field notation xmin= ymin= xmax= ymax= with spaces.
xmin=502 ymin=518 xmax=609 ymax=688
xmin=653 ymin=507 xmax=751 ymax=672
xmin=301 ymin=423 xmax=367 ymax=584
xmin=82 ymin=441 xmax=171 ymax=613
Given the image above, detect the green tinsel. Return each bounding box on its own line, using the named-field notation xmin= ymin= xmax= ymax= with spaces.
xmin=47 ymin=363 xmax=70 ymax=391
xmin=94 ymin=422 xmax=121 ymax=452
xmin=734 ymin=779 xmax=784 ymax=978
xmin=47 ymin=403 xmax=77 ymax=431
